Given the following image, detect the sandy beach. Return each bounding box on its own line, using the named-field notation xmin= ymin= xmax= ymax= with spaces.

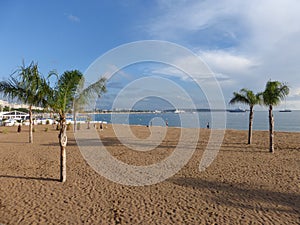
xmin=0 ymin=124 xmax=299 ymax=224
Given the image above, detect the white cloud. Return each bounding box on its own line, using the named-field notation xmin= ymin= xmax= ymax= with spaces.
xmin=244 ymin=0 xmax=300 ymax=50
xmin=66 ymin=14 xmax=80 ymax=23
xmin=289 ymin=88 xmax=300 ymax=98
xmin=199 ymin=50 xmax=258 ymax=75
xmin=148 ymin=52 xmax=251 ymax=90
xmin=148 ymin=0 xmax=244 ymax=39
xmin=151 ymin=66 xmax=190 ymax=80
xmin=149 ymin=0 xmax=300 ymax=46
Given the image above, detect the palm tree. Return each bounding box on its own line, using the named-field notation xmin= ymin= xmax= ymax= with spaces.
xmin=0 ymin=61 xmax=47 ymax=143
xmin=262 ymin=81 xmax=289 ymax=153
xmin=47 ymin=70 xmax=83 ymax=182
xmin=47 ymin=70 xmax=106 ymax=182
xmin=229 ymin=88 xmax=262 ymax=144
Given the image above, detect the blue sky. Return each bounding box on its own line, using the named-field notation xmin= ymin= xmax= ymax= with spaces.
xmin=1 ymin=0 xmax=300 ymax=110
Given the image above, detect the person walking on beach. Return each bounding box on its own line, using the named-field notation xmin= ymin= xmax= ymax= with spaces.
xmin=165 ymin=120 xmax=168 ymax=127
xmin=206 ymin=122 xmax=210 ymax=129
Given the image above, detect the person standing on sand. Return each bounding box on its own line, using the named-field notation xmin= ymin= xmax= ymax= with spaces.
xmin=165 ymin=120 xmax=168 ymax=127
xmin=17 ymin=124 xmax=21 ymax=132
xmin=206 ymin=122 xmax=210 ymax=129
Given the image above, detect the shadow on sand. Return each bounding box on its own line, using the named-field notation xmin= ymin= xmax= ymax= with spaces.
xmin=0 ymin=175 xmax=59 ymax=182
xmin=169 ymin=177 xmax=300 ymax=215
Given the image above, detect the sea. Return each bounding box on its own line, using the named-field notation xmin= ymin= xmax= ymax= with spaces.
xmin=86 ymin=110 xmax=300 ymax=132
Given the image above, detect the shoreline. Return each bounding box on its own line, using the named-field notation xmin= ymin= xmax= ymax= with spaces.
xmin=2 ymin=121 xmax=300 ymax=133
xmin=2 ymin=110 xmax=299 ymax=132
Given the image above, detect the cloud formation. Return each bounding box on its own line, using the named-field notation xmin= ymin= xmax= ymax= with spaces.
xmin=144 ymin=0 xmax=300 ymax=108
xmin=199 ymin=50 xmax=257 ymax=76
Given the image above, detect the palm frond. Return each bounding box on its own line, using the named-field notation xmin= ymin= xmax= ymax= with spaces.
xmin=49 ymin=70 xmax=83 ymax=115
xmin=262 ymin=81 xmax=290 ymax=106
xmin=230 ymin=88 xmax=261 ymax=106
xmin=229 ymin=92 xmax=250 ymax=105
xmin=0 ymin=61 xmax=51 ymax=109
xmin=74 ymin=77 xmax=107 ymax=112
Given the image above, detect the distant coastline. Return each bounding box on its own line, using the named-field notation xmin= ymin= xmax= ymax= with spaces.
xmin=83 ymin=108 xmax=233 ymax=114
xmin=74 ymin=110 xmax=300 ymax=132
xmin=80 ymin=108 xmax=299 ymax=114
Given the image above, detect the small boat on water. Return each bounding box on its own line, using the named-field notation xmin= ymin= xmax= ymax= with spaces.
xmin=174 ymin=109 xmax=185 ymax=114
xmin=280 ymin=99 xmax=291 ymax=112
xmin=228 ymin=107 xmax=246 ymax=113
xmin=279 ymin=109 xmax=292 ymax=112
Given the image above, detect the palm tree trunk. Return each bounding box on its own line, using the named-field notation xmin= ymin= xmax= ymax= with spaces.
xmin=29 ymin=105 xmax=33 ymax=143
xmin=73 ymin=113 xmax=77 ymax=133
xmin=248 ymin=106 xmax=254 ymax=144
xmin=59 ymin=114 xmax=68 ymax=182
xmin=73 ymin=100 xmax=77 ymax=133
xmin=269 ymin=105 xmax=274 ymax=153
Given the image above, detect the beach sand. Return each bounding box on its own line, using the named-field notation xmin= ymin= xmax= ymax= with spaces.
xmin=0 ymin=124 xmax=299 ymax=224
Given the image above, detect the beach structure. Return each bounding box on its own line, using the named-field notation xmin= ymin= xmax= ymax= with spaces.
xmin=0 ymin=111 xmax=59 ymax=126
xmin=0 ymin=110 xmax=29 ymax=120
xmin=0 ymin=111 xmax=29 ymax=126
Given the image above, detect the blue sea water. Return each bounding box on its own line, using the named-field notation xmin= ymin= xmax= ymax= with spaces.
xmin=90 ymin=110 xmax=300 ymax=132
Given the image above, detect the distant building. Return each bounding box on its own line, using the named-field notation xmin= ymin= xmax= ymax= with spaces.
xmin=0 ymin=99 xmax=43 ymax=111
xmin=0 ymin=99 xmax=9 ymax=107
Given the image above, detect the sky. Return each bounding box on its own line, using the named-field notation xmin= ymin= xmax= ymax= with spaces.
xmin=1 ymin=0 xmax=300 ymax=110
